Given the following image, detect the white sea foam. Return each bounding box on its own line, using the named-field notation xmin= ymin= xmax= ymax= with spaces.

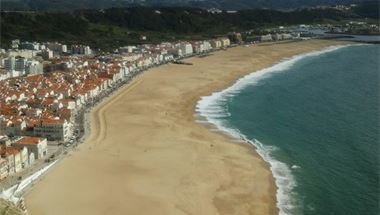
xmin=195 ymin=45 xmax=353 ymax=215
xmin=291 ymin=165 xmax=301 ymax=169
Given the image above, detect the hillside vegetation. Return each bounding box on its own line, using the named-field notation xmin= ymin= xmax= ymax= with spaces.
xmin=0 ymin=4 xmax=377 ymax=50
xmin=0 ymin=0 xmax=364 ymax=11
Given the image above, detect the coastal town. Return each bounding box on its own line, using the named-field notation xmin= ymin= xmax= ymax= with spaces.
xmin=0 ymin=20 xmax=378 ymax=213
xmin=0 ymin=32 xmax=250 ymax=195
xmin=0 ymin=21 xmax=378 ymax=186
xmin=0 ymin=0 xmax=377 ymax=213
xmin=0 ymin=28 xmax=322 ymax=190
xmin=1 ymin=21 xmax=358 ymax=214
xmin=0 ymin=29 xmax=298 ymax=213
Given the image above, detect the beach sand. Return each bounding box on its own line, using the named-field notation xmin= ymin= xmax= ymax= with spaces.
xmin=25 ymin=40 xmax=348 ymax=215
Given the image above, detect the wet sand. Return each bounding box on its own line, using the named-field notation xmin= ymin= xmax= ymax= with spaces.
xmin=25 ymin=40 xmax=347 ymax=215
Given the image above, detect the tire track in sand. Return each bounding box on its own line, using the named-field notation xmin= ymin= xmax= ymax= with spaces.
xmin=90 ymin=79 xmax=143 ymax=145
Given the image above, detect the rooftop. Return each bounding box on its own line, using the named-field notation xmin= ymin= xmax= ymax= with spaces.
xmin=16 ymin=136 xmax=43 ymax=145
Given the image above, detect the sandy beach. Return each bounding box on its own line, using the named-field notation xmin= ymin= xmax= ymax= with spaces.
xmin=25 ymin=39 xmax=347 ymax=215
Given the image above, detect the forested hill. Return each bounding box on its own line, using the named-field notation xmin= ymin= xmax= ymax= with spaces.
xmin=0 ymin=0 xmax=366 ymax=11
xmin=0 ymin=5 xmax=378 ymax=50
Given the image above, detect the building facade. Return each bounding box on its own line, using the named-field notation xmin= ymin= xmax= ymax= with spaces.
xmin=34 ymin=119 xmax=72 ymax=142
xmin=13 ymin=136 xmax=48 ymax=159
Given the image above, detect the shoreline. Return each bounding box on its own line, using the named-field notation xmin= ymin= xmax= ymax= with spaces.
xmin=194 ymin=44 xmax=355 ymax=214
xmin=25 ymin=39 xmax=350 ymax=215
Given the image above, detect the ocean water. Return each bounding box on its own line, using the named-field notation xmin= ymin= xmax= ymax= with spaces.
xmin=196 ymin=44 xmax=380 ymax=215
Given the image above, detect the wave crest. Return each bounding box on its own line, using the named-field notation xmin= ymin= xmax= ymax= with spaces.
xmin=195 ymin=45 xmax=352 ymax=215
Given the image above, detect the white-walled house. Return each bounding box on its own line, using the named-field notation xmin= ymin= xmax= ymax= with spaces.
xmin=34 ymin=118 xmax=72 ymax=142
xmin=179 ymin=43 xmax=193 ymax=56
xmin=260 ymin=34 xmax=273 ymax=41
xmin=220 ymin=38 xmax=231 ymax=47
xmin=210 ymin=40 xmax=222 ymax=49
xmin=13 ymin=136 xmax=48 ymax=159
xmin=203 ymin=41 xmax=212 ymax=51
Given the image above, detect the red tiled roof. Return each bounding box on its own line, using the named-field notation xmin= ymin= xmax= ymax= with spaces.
xmin=16 ymin=136 xmax=43 ymax=145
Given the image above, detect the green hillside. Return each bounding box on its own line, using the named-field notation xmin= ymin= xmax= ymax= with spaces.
xmin=1 ymin=6 xmax=363 ymax=50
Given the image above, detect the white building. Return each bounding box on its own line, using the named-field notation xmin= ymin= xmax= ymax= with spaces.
xmin=42 ymin=49 xmax=54 ymax=60
xmin=34 ymin=118 xmax=72 ymax=142
xmin=4 ymin=57 xmax=15 ymax=71
xmin=8 ymin=50 xmax=39 ymax=58
xmin=84 ymin=46 xmax=92 ymax=55
xmin=5 ymin=57 xmax=41 ymax=77
xmin=220 ymin=38 xmax=231 ymax=47
xmin=71 ymin=45 xmax=92 ymax=55
xmin=179 ymin=43 xmax=193 ymax=56
xmin=13 ymin=136 xmax=47 ymax=160
xmin=169 ymin=48 xmax=183 ymax=57
xmin=0 ymin=118 xmax=27 ymax=137
xmin=210 ymin=40 xmax=222 ymax=49
xmin=163 ymin=54 xmax=174 ymax=61
xmin=0 ymin=158 xmax=8 ymax=180
xmin=203 ymin=41 xmax=212 ymax=51
xmin=260 ymin=34 xmax=273 ymax=41
xmin=272 ymin=34 xmax=283 ymax=40
xmin=5 ymin=56 xmax=27 ymax=72
xmin=19 ymin=42 xmax=40 ymax=50
xmin=62 ymin=45 xmax=68 ymax=53
xmin=192 ymin=42 xmax=205 ymax=54
xmin=25 ymin=60 xmax=43 ymax=75
xmin=11 ymin=39 xmax=20 ymax=49
xmin=46 ymin=42 xmax=68 ymax=53
xmin=281 ymin=33 xmax=293 ymax=40
xmin=2 ymin=147 xmax=23 ymax=174
xmin=15 ymin=57 xmax=27 ymax=72
xmin=0 ymin=73 xmax=7 ymax=81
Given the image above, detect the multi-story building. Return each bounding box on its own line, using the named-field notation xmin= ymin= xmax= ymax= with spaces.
xmin=210 ymin=40 xmax=222 ymax=49
xmin=119 ymin=46 xmax=136 ymax=53
xmin=4 ymin=57 xmax=15 ymax=71
xmin=41 ymin=49 xmax=54 ymax=60
xmin=13 ymin=136 xmax=47 ymax=160
xmin=46 ymin=42 xmax=68 ymax=54
xmin=0 ymin=158 xmax=8 ymax=180
xmin=15 ymin=57 xmax=27 ymax=72
xmin=19 ymin=42 xmax=40 ymax=50
xmin=4 ymin=57 xmax=43 ymax=77
xmin=71 ymin=45 xmax=92 ymax=55
xmin=62 ymin=45 xmax=68 ymax=53
xmin=203 ymin=41 xmax=212 ymax=51
xmin=17 ymin=146 xmax=29 ymax=168
xmin=220 ymin=38 xmax=231 ymax=47
xmin=11 ymin=39 xmax=20 ymax=49
xmin=25 ymin=60 xmax=43 ymax=75
xmin=0 ymin=119 xmax=27 ymax=137
xmin=34 ymin=119 xmax=72 ymax=142
xmin=84 ymin=46 xmax=92 ymax=55
xmin=5 ymin=56 xmax=28 ymax=72
xmin=8 ymin=50 xmax=38 ymax=58
xmin=228 ymin=32 xmax=243 ymax=44
xmin=179 ymin=43 xmax=193 ymax=56
xmin=1 ymin=147 xmax=22 ymax=174
xmin=281 ymin=33 xmax=293 ymax=40
xmin=272 ymin=34 xmax=283 ymax=40
xmin=260 ymin=34 xmax=273 ymax=41
xmin=4 ymin=56 xmax=29 ymax=78
xmin=191 ymin=42 xmax=204 ymax=54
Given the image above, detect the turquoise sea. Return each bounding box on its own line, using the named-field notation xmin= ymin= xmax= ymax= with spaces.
xmin=197 ymin=44 xmax=379 ymax=215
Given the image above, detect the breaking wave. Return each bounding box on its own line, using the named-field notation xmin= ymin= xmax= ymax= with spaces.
xmin=195 ymin=45 xmax=352 ymax=215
